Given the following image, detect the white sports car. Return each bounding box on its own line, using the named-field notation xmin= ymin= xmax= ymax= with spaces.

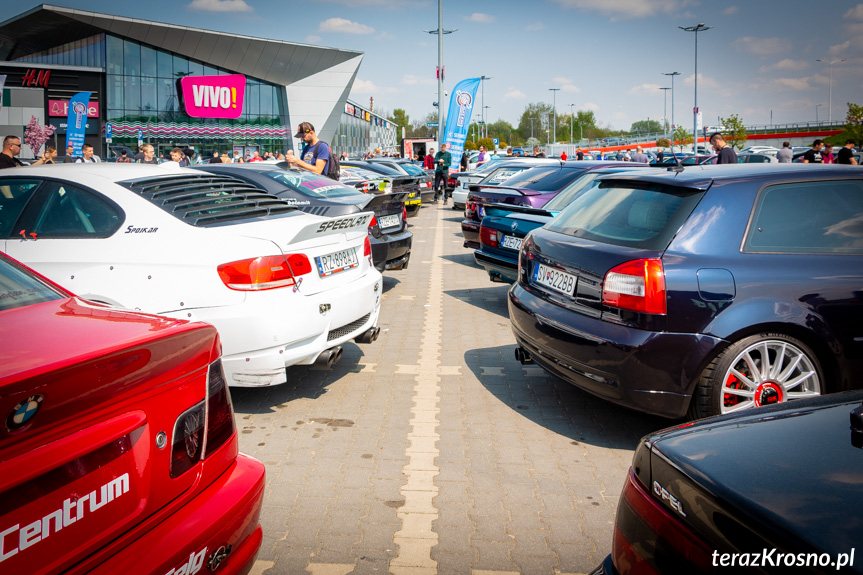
xmin=0 ymin=164 xmax=383 ymax=387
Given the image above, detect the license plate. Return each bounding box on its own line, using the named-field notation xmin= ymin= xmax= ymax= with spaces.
xmin=379 ymin=214 xmax=400 ymax=229
xmin=478 ymin=205 xmax=485 ymax=218
xmin=316 ymin=248 xmax=359 ymax=277
xmin=533 ymin=263 xmax=577 ymax=296
xmin=501 ymin=235 xmax=523 ymax=250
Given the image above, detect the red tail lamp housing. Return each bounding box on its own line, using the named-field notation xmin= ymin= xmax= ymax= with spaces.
xmin=218 ymin=254 xmax=311 ymax=291
xmin=602 ymin=259 xmax=666 ymax=314
xmin=480 ymin=226 xmax=498 ymax=248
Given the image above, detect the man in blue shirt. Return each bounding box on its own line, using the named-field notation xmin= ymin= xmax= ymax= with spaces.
xmin=287 ymin=122 xmax=330 ymax=175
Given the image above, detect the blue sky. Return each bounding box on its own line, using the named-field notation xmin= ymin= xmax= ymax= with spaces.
xmin=18 ymin=0 xmax=863 ymax=134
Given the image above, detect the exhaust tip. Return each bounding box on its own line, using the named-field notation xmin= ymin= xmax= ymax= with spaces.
xmin=515 ymin=347 xmax=533 ymax=365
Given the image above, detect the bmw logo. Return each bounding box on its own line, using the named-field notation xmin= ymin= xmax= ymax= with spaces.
xmin=511 ymin=222 xmax=518 ymax=232
xmin=7 ymin=395 xmax=43 ymax=431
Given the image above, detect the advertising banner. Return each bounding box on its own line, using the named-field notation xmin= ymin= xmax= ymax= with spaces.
xmin=442 ymin=77 xmax=480 ymax=172
xmin=49 ymin=100 xmax=99 ymax=117
xmin=65 ymin=91 xmax=91 ymax=155
xmin=180 ymin=74 xmax=246 ymax=119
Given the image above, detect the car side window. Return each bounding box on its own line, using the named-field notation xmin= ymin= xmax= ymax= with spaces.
xmin=0 ymin=179 xmax=41 ymax=238
xmin=745 ymin=180 xmax=863 ymax=254
xmin=27 ymin=181 xmax=122 ymax=238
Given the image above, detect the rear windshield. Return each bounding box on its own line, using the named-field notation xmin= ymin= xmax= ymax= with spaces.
xmin=262 ymin=171 xmax=363 ymax=198
xmin=398 ymin=163 xmax=426 ymax=176
xmin=480 ymin=166 xmax=532 ymax=186
xmin=498 ymin=166 xmax=585 ymax=192
xmin=543 ymin=172 xmax=604 ymax=212
xmin=546 ymin=182 xmax=705 ymax=250
xmin=0 ymin=256 xmax=65 ymax=312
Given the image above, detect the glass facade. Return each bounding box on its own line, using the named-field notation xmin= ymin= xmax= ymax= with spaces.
xmin=337 ymin=103 xmax=399 ymax=158
xmin=14 ymin=34 xmax=106 ymax=68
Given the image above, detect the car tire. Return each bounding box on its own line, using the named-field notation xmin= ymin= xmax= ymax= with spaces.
xmin=688 ymin=333 xmax=823 ymax=420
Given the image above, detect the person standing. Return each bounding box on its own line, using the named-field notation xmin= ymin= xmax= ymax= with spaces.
xmin=249 ymin=150 xmax=264 ymax=162
xmin=802 ymin=139 xmax=825 ymax=164
xmin=62 ymin=143 xmax=77 ymax=163
xmin=822 ymin=143 xmax=835 ymax=164
xmin=433 ymin=143 xmax=451 ymax=204
xmin=532 ymin=146 xmax=546 ymax=158
xmin=137 ymin=145 xmax=160 ymax=164
xmin=560 ymin=150 xmax=568 ymax=161
xmin=837 ymin=140 xmax=859 ymax=165
xmin=506 ymin=147 xmax=513 ymax=157
xmin=0 ymin=135 xmax=24 ymax=169
xmin=286 ymin=122 xmax=331 ymax=175
xmin=576 ymin=149 xmax=584 ymax=160
xmin=75 ymin=144 xmax=101 ymax=163
xmin=476 ymin=145 xmax=490 ymax=168
xmin=116 ymin=149 xmax=133 ymax=163
xmin=460 ymin=149 xmax=469 ymax=171
xmin=776 ymin=141 xmax=793 ymax=163
xmin=210 ymin=151 xmax=223 ymax=164
xmin=709 ymin=133 xmax=738 ymax=164
xmin=631 ymin=146 xmax=649 ymax=163
xmin=30 ymin=146 xmax=57 ymax=166
xmin=424 ymin=148 xmax=435 ymax=170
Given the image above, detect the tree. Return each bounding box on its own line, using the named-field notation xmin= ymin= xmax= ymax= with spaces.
xmin=656 ymin=138 xmax=671 ymax=148
xmin=672 ymin=126 xmax=692 ymax=146
xmin=719 ymin=114 xmax=747 ymax=150
xmin=517 ymin=102 xmax=554 ymax=144
xmin=630 ymin=119 xmax=663 ymax=136
xmin=845 ymin=102 xmax=863 ymax=144
xmin=388 ymin=109 xmax=410 ymax=133
xmin=23 ymin=116 xmax=56 ymax=158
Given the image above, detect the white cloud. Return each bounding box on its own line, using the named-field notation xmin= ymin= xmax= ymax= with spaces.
xmin=723 ymin=6 xmax=738 ymax=15
xmin=320 ymin=17 xmax=375 ymax=34
xmin=583 ymin=102 xmax=600 ymax=111
xmin=305 ymin=35 xmax=322 ymax=43
xmin=526 ymin=22 xmax=545 ymax=31
xmin=683 ymin=73 xmax=720 ymax=89
xmin=188 ymin=0 xmax=252 ymax=12
xmin=562 ymin=85 xmax=581 ymax=93
xmin=735 ymin=36 xmax=791 ymax=56
xmin=553 ymin=76 xmax=573 ymax=85
xmin=550 ymin=0 xmax=691 ymax=20
xmin=467 ymin=13 xmax=496 ymax=23
xmin=775 ymin=77 xmax=813 ymax=90
xmin=503 ymin=89 xmax=526 ymax=101
xmin=313 ymin=0 xmax=431 ymax=6
xmin=351 ymin=79 xmax=397 ymax=95
xmin=401 ymin=74 xmax=435 ymax=86
xmin=844 ymin=4 xmax=863 ymax=19
xmin=629 ymin=82 xmax=663 ymax=95
xmin=830 ymin=41 xmax=851 ymax=55
xmin=759 ymin=59 xmax=808 ymax=73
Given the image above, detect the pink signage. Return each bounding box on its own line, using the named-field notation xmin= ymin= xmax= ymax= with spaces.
xmin=48 ymin=100 xmax=99 ymax=117
xmin=180 ymin=74 xmax=246 ymax=119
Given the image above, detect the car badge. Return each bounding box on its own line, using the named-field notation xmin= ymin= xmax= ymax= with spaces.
xmin=511 ymin=222 xmax=518 ymax=232
xmin=7 ymin=395 xmax=44 ymax=431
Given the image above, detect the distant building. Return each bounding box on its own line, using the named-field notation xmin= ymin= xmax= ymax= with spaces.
xmin=337 ymin=101 xmax=399 ymax=157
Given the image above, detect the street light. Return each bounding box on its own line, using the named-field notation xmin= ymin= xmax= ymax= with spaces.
xmin=816 ymin=103 xmax=823 ymax=123
xmin=815 ymin=58 xmax=845 ymax=124
xmin=568 ymin=103 xmax=575 ymax=144
xmin=680 ymin=23 xmax=712 ymax=150
xmin=480 ymin=75 xmax=492 ymax=139
xmin=549 ymin=88 xmax=560 ymax=145
xmin=425 ymin=0 xmax=457 ymax=149
xmin=483 ymin=106 xmax=490 ymax=140
xmin=659 ymin=87 xmax=670 ymax=139
xmin=662 ymin=71 xmax=681 ymax=135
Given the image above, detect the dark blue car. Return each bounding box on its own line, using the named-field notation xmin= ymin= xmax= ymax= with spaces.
xmin=510 ymin=164 xmax=863 ymax=419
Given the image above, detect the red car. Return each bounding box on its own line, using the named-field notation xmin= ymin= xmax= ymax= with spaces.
xmin=0 ymin=253 xmax=265 ymax=574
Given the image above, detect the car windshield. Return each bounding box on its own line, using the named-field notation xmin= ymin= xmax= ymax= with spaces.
xmin=340 ymin=167 xmax=386 ymax=181
xmin=498 ymin=166 xmax=585 ymax=192
xmin=398 ymin=163 xmax=426 ymax=176
xmin=0 ymin=255 xmax=65 ymax=312
xmin=542 ymin=172 xmax=605 ymax=212
xmin=546 ymin=181 xmax=705 ymax=250
xmin=262 ymin=171 xmax=363 ymax=198
xmin=479 ymin=166 xmax=532 ymax=186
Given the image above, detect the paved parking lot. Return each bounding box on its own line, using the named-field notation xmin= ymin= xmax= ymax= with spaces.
xmin=234 ymin=203 xmax=671 ymax=575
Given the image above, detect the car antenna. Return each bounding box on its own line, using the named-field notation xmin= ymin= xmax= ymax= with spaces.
xmin=667 ymin=135 xmax=685 ymax=173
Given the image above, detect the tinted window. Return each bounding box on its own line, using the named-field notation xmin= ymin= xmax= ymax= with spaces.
xmin=28 ymin=182 xmax=122 ymax=238
xmin=481 ymin=167 xmax=530 ymax=185
xmin=543 ymin=172 xmax=603 ymax=212
xmin=0 ymin=255 xmax=65 ymax=311
xmin=399 ymin=163 xmax=425 ymax=176
xmin=547 ymin=182 xmax=705 ymax=250
xmin=744 ymin=180 xmax=863 ymax=254
xmin=0 ymin=179 xmax=41 ymax=237
xmin=262 ymin=171 xmax=363 ymax=199
xmin=498 ymin=167 xmax=585 ymax=191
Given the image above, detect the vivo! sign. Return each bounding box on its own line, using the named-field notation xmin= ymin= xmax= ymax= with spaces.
xmin=180 ymin=74 xmax=246 ymax=119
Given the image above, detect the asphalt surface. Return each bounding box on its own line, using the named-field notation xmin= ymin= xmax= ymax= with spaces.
xmin=233 ymin=202 xmax=671 ymax=575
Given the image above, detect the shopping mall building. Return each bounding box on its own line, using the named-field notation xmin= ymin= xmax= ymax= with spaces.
xmin=0 ymin=4 xmax=398 ymax=160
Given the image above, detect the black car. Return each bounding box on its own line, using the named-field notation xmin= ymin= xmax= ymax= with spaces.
xmin=365 ymin=158 xmax=436 ymax=203
xmin=340 ymin=160 xmax=425 ymax=217
xmin=510 ymin=164 xmax=863 ymax=419
xmin=193 ymin=163 xmax=412 ymax=272
xmin=592 ymin=391 xmax=863 ymax=575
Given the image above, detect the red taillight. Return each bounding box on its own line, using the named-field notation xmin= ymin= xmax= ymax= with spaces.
xmin=364 ymin=235 xmax=371 ymax=257
xmin=480 ymin=226 xmax=498 ymax=248
xmin=467 ymin=200 xmax=475 ymax=213
xmin=217 ymin=254 xmax=311 ymax=291
xmin=602 ymin=259 xmax=666 ymax=314
xmin=612 ymin=469 xmax=713 ymax=574
xmin=204 ymin=358 xmax=235 ymax=457
xmin=368 ymin=215 xmax=378 ymax=228
xmin=402 ymin=205 xmax=407 ymax=223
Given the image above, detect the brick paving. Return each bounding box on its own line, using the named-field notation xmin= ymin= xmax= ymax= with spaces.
xmin=233 ymin=203 xmax=670 ymax=575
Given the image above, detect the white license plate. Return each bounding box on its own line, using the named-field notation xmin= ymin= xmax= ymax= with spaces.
xmin=533 ymin=263 xmax=577 ymax=296
xmin=501 ymin=235 xmax=523 ymax=250
xmin=316 ymin=248 xmax=359 ymax=277
xmin=379 ymin=214 xmax=400 ymax=229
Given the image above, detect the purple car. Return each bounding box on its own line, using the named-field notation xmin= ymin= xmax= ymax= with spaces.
xmin=461 ymin=161 xmax=630 ymax=249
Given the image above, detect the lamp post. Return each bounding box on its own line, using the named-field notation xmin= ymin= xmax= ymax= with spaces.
xmin=816 ymin=103 xmax=822 ymax=123
xmin=529 ymin=117 xmax=536 ymax=140
xmin=815 ymin=58 xmax=845 ymax=124
xmin=425 ymin=0 xmax=457 ymax=150
xmin=568 ymin=103 xmax=575 ymax=144
xmin=480 ymin=75 xmax=492 ymax=139
xmin=662 ymin=71 xmax=680 ymax=135
xmin=680 ymin=24 xmax=712 ymax=151
xmin=659 ymin=87 xmax=670 ymax=139
xmin=483 ymin=106 xmax=490 ymax=140
xmin=549 ymin=88 xmax=560 ymax=145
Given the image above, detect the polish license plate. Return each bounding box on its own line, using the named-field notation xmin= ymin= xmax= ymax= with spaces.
xmin=501 ymin=235 xmax=523 ymax=250
xmin=379 ymin=214 xmax=400 ymax=229
xmin=533 ymin=263 xmax=577 ymax=296
xmin=316 ymin=248 xmax=359 ymax=277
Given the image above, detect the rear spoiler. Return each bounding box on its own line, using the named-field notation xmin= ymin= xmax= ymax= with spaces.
xmin=362 ymin=191 xmax=410 ymax=211
xmin=482 ymin=203 xmax=553 ymax=218
xmin=467 ymin=184 xmax=541 ymax=196
xmin=289 ymin=211 xmax=374 ymax=243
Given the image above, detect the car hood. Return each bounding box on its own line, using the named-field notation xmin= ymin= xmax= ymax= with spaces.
xmin=645 ymin=392 xmax=863 ymax=561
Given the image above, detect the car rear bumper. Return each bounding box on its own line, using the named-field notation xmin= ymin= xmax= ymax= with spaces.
xmin=405 ymin=198 xmax=421 ymax=217
xmin=474 ymin=248 xmax=518 ymax=282
xmin=508 ymin=283 xmax=723 ymax=419
xmin=371 ymin=229 xmax=412 ymax=272
xmin=461 ymin=219 xmax=480 ymax=249
xmin=452 ymin=189 xmax=468 ymax=208
xmin=94 ymin=453 xmax=265 ymax=575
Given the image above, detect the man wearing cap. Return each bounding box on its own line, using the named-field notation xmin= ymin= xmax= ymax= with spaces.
xmin=286 ymin=122 xmax=330 ymax=175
